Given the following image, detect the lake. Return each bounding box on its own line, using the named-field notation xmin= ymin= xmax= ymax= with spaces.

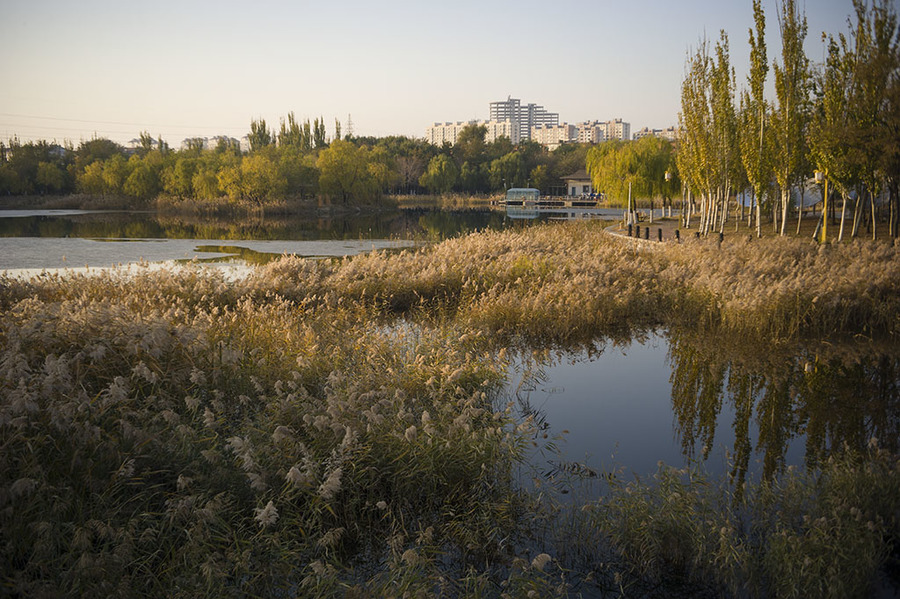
xmin=0 ymin=207 xmax=511 ymax=272
xmin=2 ymin=208 xmax=895 ymax=484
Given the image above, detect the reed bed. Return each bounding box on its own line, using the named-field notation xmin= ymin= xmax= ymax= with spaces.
xmin=0 ymin=270 xmax=548 ymax=596
xmin=243 ymin=219 xmax=899 ymax=344
xmin=1 ymin=220 xmax=898 ymax=596
xmin=585 ymin=444 xmax=900 ymax=598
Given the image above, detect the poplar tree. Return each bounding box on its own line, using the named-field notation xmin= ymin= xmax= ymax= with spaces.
xmin=846 ymin=0 xmax=899 ymax=240
xmin=710 ymin=31 xmax=739 ymax=234
xmin=678 ymin=38 xmax=714 ymax=231
xmin=772 ymin=0 xmax=811 ymax=235
xmin=278 ymin=112 xmax=302 ymax=148
xmin=739 ymin=0 xmax=771 ymax=238
xmin=810 ymin=33 xmax=857 ymax=242
xmin=248 ymin=119 xmax=274 ymax=152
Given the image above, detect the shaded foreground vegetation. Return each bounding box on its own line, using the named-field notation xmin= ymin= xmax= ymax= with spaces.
xmin=1 ymin=221 xmax=899 ymax=597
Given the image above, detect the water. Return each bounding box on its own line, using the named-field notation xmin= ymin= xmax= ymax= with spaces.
xmin=508 ymin=332 xmax=899 ymax=484
xmin=0 ymin=207 xmax=511 ymax=273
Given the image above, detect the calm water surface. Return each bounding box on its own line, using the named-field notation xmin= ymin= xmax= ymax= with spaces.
xmin=0 ymin=208 xmax=510 ymax=272
xmin=507 ymin=332 xmax=899 ymax=483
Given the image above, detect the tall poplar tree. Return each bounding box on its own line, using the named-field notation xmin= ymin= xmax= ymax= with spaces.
xmin=810 ymin=34 xmax=857 ymax=242
xmin=772 ymin=0 xmax=811 ymax=235
xmin=739 ymin=0 xmax=771 ymax=238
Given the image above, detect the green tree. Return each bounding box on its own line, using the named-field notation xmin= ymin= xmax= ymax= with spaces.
xmin=162 ymin=157 xmax=197 ymax=198
xmin=739 ymin=0 xmax=772 ymax=238
xmin=74 ymin=137 xmax=124 ymax=175
xmin=419 ymin=154 xmax=459 ymax=194
xmin=530 ymin=164 xmax=550 ymax=193
xmin=248 ymin=118 xmax=274 ymax=152
xmin=489 ymin=152 xmax=526 ymax=190
xmin=317 ymin=140 xmax=379 ymax=203
xmin=102 ymin=154 xmax=130 ymax=195
xmin=846 ymin=0 xmax=899 ymax=240
xmin=313 ymin=117 xmax=327 ymax=148
xmin=77 ymin=161 xmax=106 ymax=195
xmin=455 ymin=124 xmax=488 ymax=167
xmin=35 ymin=162 xmax=66 ymax=194
xmin=123 ymin=161 xmax=160 ymax=199
xmin=192 ymin=164 xmax=222 ymax=200
xmin=278 ymin=112 xmax=303 ymax=148
xmin=241 ymin=151 xmax=286 ymax=205
xmin=772 ymin=0 xmax=811 ymax=235
xmin=810 ymin=32 xmax=857 ymax=241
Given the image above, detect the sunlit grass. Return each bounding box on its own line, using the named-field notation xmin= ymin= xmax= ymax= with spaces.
xmin=1 ymin=219 xmax=898 ymax=596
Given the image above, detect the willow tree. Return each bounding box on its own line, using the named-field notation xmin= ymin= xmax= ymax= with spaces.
xmin=772 ymin=0 xmax=811 ymax=236
xmin=739 ymin=0 xmax=771 ymax=238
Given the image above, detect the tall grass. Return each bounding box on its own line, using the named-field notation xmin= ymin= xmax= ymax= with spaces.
xmin=585 ymin=444 xmax=900 ymax=598
xmin=239 ymin=219 xmax=900 ymax=344
xmin=1 ymin=219 xmax=898 ymax=596
xmin=0 ymin=268 xmax=538 ymax=596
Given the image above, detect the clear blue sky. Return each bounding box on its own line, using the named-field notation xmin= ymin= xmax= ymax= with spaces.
xmin=0 ymin=0 xmax=854 ymax=146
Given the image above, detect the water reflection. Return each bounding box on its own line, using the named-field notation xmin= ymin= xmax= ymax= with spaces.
xmin=668 ymin=330 xmax=899 ymax=485
xmin=0 ymin=208 xmax=515 ymax=271
xmin=0 ymin=208 xmax=512 ymax=242
xmin=509 ymin=331 xmax=899 ymax=486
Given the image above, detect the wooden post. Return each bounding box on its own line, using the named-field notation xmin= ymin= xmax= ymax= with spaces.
xmin=644 ymin=227 xmax=649 ymax=240
xmin=628 ymin=224 xmax=633 ymax=237
xmin=675 ymin=229 xmax=680 ymax=242
xmin=635 ymin=225 xmax=640 ymax=238
xmin=657 ymin=228 xmax=663 ymax=242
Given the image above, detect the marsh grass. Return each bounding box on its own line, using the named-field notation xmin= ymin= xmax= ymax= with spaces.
xmin=1 ymin=219 xmax=898 ymax=596
xmin=584 ymin=444 xmax=900 ymax=598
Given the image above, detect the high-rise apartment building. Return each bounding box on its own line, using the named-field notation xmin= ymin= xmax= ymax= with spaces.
xmin=633 ymin=126 xmax=678 ymax=141
xmin=531 ymin=123 xmax=576 ymax=150
xmin=604 ymin=118 xmax=630 ymax=141
xmin=425 ymin=119 xmax=520 ymax=146
xmin=489 ymin=97 xmax=559 ymax=141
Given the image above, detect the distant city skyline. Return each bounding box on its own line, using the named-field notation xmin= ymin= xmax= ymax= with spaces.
xmin=1 ymin=0 xmax=854 ymax=146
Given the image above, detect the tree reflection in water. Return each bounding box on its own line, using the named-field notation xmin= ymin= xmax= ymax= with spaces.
xmin=667 ymin=329 xmax=900 ymax=486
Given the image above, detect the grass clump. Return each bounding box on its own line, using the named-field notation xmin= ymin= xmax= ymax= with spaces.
xmin=0 ymin=269 xmax=533 ymax=596
xmin=587 ymin=445 xmax=900 ymax=598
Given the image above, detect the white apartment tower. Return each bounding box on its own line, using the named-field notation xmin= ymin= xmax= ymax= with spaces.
xmin=425 ymin=120 xmax=520 ymax=146
xmin=489 ymin=97 xmax=559 ymax=142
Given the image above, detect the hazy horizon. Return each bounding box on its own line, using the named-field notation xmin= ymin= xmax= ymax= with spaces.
xmin=2 ymin=0 xmax=854 ymax=147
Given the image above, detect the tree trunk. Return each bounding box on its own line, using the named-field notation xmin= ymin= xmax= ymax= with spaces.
xmin=838 ymin=191 xmax=847 ymax=242
xmin=756 ymin=189 xmax=762 ymax=238
xmin=871 ymin=189 xmax=877 ymax=241
xmin=851 ymin=191 xmax=863 ymax=238
xmin=780 ymin=186 xmax=789 ymax=236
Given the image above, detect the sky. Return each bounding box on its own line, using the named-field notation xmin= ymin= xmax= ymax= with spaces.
xmin=0 ymin=0 xmax=857 ymax=147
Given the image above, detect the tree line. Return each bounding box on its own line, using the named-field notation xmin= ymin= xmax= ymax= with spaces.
xmin=0 ymin=115 xmax=601 ymax=206
xmin=674 ymin=0 xmax=900 ymax=240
